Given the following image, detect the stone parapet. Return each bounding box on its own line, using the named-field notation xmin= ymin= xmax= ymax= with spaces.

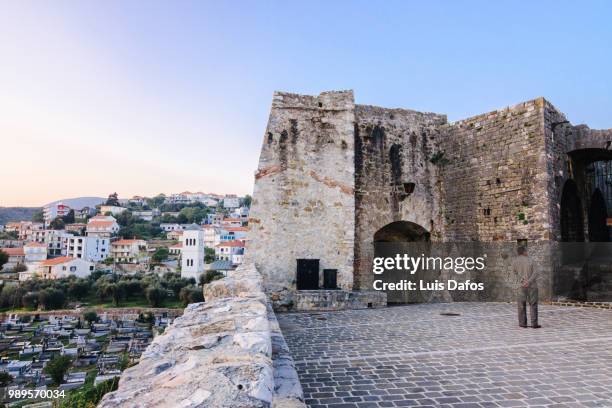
xmin=98 ymin=263 xmax=305 ymax=408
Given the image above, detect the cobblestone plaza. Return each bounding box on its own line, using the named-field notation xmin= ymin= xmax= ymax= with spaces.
xmin=278 ymin=303 xmax=612 ymax=408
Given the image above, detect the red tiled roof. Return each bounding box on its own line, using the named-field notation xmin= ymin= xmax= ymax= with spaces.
xmin=222 ymin=218 xmax=242 ymax=222
xmin=223 ymin=227 xmax=248 ymax=232
xmin=0 ymin=247 xmax=25 ymax=256
xmin=112 ymin=239 xmax=144 ymax=246
xmin=41 ymin=256 xmax=74 ymax=266
xmin=87 ymin=221 xmax=115 ymax=228
xmin=169 ymin=243 xmax=182 ymax=248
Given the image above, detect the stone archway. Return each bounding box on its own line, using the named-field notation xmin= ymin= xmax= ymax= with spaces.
xmin=373 ymin=221 xmax=430 ymax=303
xmin=373 ymin=220 xmax=430 ymax=243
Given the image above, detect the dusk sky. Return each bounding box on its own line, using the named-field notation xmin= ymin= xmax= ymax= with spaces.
xmin=1 ymin=1 xmax=611 ymax=207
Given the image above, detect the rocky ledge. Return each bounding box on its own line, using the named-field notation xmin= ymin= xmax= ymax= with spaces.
xmin=98 ymin=263 xmax=304 ymax=408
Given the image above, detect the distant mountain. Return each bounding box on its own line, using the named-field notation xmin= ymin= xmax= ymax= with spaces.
xmin=0 ymin=207 xmax=41 ymax=224
xmin=45 ymin=197 xmax=106 ymax=210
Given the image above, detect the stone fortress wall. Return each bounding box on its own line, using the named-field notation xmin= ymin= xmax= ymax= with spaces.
xmin=99 ymin=264 xmax=305 ymax=408
xmin=248 ymin=90 xmax=612 ymax=305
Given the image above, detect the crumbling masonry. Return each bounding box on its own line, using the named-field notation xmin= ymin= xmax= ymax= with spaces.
xmin=247 ymin=90 xmax=612 ymax=306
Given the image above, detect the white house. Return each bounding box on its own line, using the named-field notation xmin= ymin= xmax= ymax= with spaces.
xmin=218 ymin=226 xmax=248 ymax=242
xmin=202 ymin=225 xmax=219 ymax=248
xmin=168 ymin=242 xmax=182 ymax=255
xmin=215 ymin=240 xmax=245 ymax=265
xmin=86 ymin=215 xmax=120 ymax=237
xmin=44 ymin=230 xmax=74 ymax=257
xmin=223 ymin=196 xmax=240 ymax=209
xmin=110 ymin=239 xmax=148 ymax=263
xmin=0 ymin=247 xmax=25 ymax=270
xmin=180 ymin=225 xmax=205 ymax=281
xmin=167 ymin=230 xmax=183 ymax=241
xmin=99 ymin=205 xmax=127 ymax=216
xmin=131 ymin=209 xmax=160 ymax=221
xmin=207 ymin=213 xmax=224 ymax=226
xmin=160 ymin=223 xmax=185 ymax=232
xmin=43 ymin=202 xmax=72 ymax=225
xmin=38 ymin=256 xmax=94 ymax=279
xmin=201 ymin=198 xmax=219 ymax=207
xmin=23 ymin=242 xmax=47 ymax=262
xmin=128 ymin=196 xmax=147 ymax=206
xmin=67 ymin=236 xmax=110 ymax=262
xmin=6 ymin=221 xmax=44 ymax=240
xmin=221 ymin=217 xmax=243 ymax=228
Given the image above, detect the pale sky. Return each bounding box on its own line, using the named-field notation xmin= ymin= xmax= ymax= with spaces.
xmin=1 ymin=1 xmax=611 ymax=207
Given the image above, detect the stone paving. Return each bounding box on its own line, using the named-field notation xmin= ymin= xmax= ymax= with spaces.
xmin=278 ymin=303 xmax=612 ymax=408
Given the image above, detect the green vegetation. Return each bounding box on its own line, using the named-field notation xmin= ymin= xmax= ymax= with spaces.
xmin=0 ymin=250 xmax=8 ymax=271
xmin=58 ymin=377 xmax=119 ymax=408
xmin=83 ymin=310 xmax=98 ymax=324
xmin=204 ymin=247 xmax=215 ymax=263
xmin=429 ymin=151 xmax=450 ymax=166
xmin=151 ymin=247 xmax=169 ymax=263
xmin=0 ymin=206 xmax=40 ymax=225
xmin=0 ymin=272 xmax=195 ymax=312
xmin=115 ymin=211 xmax=163 ymax=240
xmin=44 ymin=355 xmax=72 ymax=385
xmin=198 ymin=270 xmax=223 ymax=286
xmin=179 ymin=285 xmax=204 ymax=305
xmin=242 ymin=194 xmax=252 ymax=208
xmin=0 ymin=371 xmax=13 ymax=386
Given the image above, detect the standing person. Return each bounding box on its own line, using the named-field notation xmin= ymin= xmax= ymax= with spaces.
xmin=513 ymin=246 xmax=541 ymax=328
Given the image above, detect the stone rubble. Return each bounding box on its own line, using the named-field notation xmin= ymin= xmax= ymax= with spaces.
xmin=98 ymin=263 xmax=305 ymax=408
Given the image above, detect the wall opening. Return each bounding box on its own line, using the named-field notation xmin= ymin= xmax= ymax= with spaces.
xmin=373 ymin=221 xmax=430 ymax=304
xmin=374 ymin=221 xmax=430 ymax=243
xmin=588 ymin=189 xmax=609 ymax=242
xmin=560 ymin=179 xmax=584 ymax=242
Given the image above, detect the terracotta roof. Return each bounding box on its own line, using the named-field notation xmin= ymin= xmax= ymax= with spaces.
xmin=0 ymin=247 xmax=25 ymax=256
xmin=223 ymin=226 xmax=248 ymax=232
xmin=41 ymin=256 xmax=74 ymax=266
xmin=222 ymin=218 xmax=242 ymax=222
xmin=87 ymin=221 xmax=116 ymax=228
xmin=169 ymin=243 xmax=182 ymax=248
xmin=215 ymin=240 xmax=245 ymax=248
xmin=112 ymin=239 xmax=144 ymax=246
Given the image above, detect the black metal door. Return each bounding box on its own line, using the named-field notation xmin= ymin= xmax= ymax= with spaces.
xmin=323 ymin=269 xmax=337 ymax=289
xmin=296 ymin=259 xmax=319 ymax=290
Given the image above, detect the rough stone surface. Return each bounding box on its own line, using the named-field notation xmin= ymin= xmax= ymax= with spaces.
xmin=247 ymin=90 xmax=612 ymax=305
xmin=247 ymin=91 xmax=356 ymax=295
xmin=98 ymin=264 xmax=305 ymax=408
xmin=278 ymin=303 xmax=612 ymax=407
xmin=295 ymin=290 xmax=386 ymax=311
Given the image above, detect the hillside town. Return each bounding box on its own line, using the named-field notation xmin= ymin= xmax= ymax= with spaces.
xmin=0 ymin=192 xmax=248 ymax=404
xmin=0 ymin=191 xmax=250 ymax=284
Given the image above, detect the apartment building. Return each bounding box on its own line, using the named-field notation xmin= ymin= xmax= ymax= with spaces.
xmin=86 ymin=216 xmax=120 ymax=237
xmin=110 ymin=239 xmax=148 ymax=263
xmin=67 ymin=236 xmax=110 ymax=262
